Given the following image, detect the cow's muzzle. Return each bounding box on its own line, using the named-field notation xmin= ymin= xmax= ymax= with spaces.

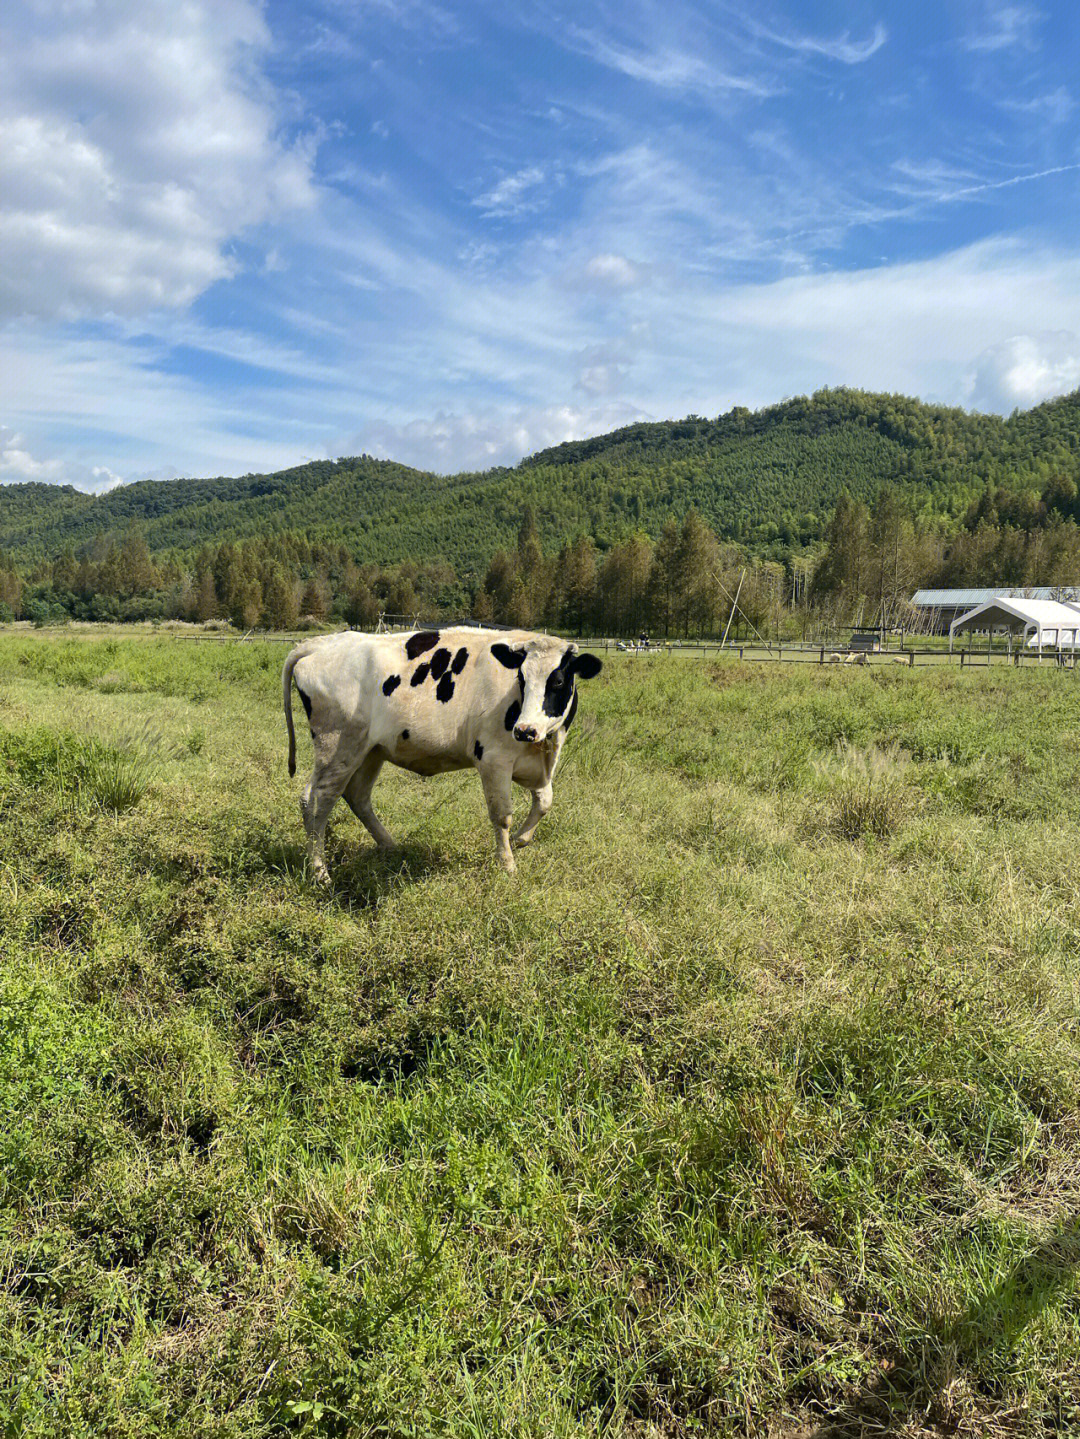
xmin=513 ymin=723 xmax=540 ymax=743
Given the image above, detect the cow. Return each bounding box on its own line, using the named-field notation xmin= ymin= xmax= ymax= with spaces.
xmin=282 ymin=627 xmax=603 ymax=878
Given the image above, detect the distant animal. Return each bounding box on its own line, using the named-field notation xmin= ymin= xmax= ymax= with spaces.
xmin=843 ymin=652 xmax=868 ymax=666
xmin=283 ymin=628 xmax=603 ymax=877
xmin=827 ymin=653 xmax=842 ymax=664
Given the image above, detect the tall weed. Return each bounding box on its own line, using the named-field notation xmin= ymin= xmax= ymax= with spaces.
xmin=0 ymin=719 xmax=169 ymax=813
xmin=817 ymin=740 xmax=912 ymax=840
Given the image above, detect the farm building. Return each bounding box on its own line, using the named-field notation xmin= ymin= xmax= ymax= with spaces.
xmin=948 ymin=595 xmax=1080 ymax=652
xmin=910 ymin=586 xmax=1080 ymax=633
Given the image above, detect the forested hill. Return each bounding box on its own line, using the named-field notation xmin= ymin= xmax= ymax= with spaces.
xmin=4 ymin=387 xmax=1080 ymax=573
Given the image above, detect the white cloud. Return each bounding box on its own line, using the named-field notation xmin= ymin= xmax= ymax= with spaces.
xmin=581 ymin=253 xmax=644 ymax=288
xmin=999 ymin=87 xmax=1074 ymax=124
xmin=0 ymin=426 xmax=126 ymax=491
xmin=0 ymin=427 xmax=69 ymax=486
xmin=566 ymin=28 xmax=774 ymax=97
xmin=0 ymin=0 xmax=316 ymax=320
xmin=352 ymin=403 xmax=647 ymax=472
xmin=91 ymin=467 xmax=127 ymax=492
xmin=963 ymin=4 xmax=1043 ymax=53
xmin=756 ymin=22 xmax=887 ymax=65
xmin=473 ymin=166 xmax=549 ymax=218
xmin=967 ymin=332 xmax=1080 ymax=412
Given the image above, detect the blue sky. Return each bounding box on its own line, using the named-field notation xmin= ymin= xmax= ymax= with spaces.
xmin=2 ymin=0 xmax=1079 ymax=490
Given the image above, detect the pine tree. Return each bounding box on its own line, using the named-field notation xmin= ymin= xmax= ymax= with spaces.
xmin=52 ymin=544 xmax=77 ymax=592
xmin=234 ymin=577 xmax=264 ymax=630
xmin=472 ymin=589 xmax=495 ymax=623
xmin=117 ymin=524 xmax=153 ymax=596
xmin=562 ymin=536 xmax=598 ymax=634
xmin=344 ymin=579 xmax=378 ymax=629
xmin=264 ymin=568 xmax=300 ymax=630
xmin=648 ymin=518 xmax=681 ymax=637
xmin=301 ymin=576 xmax=329 ymax=622
xmin=195 ymin=569 xmax=217 ymax=622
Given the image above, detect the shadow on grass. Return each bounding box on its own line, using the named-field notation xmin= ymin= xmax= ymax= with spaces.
xmin=802 ymin=1215 xmax=1080 ymax=1437
xmin=324 ymin=839 xmax=454 ymax=909
xmin=141 ymin=819 xmax=454 ymax=907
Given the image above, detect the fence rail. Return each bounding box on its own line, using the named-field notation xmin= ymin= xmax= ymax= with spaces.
xmin=6 ymin=622 xmax=1078 ymax=670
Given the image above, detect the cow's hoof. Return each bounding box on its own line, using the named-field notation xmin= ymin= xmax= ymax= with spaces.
xmin=511 ymin=832 xmax=532 ymax=849
xmin=311 ymin=864 xmax=331 ymax=885
xmin=499 ymin=856 xmax=517 ymax=874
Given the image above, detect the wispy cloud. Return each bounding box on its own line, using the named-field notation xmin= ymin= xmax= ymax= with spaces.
xmin=565 ymin=27 xmax=775 ymax=98
xmin=473 ymin=166 xmax=551 ymax=218
xmin=963 ymin=4 xmax=1043 ymax=53
xmin=754 ymin=21 xmax=887 ymax=65
xmin=999 ymin=86 xmax=1074 ymax=123
xmin=935 ymin=162 xmax=1080 ymax=201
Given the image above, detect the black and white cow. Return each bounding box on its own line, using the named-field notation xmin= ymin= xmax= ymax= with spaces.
xmin=283 ymin=627 xmax=602 ymax=876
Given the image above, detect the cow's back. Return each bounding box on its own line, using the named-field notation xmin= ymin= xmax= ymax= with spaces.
xmin=292 ymin=626 xmax=528 ymax=767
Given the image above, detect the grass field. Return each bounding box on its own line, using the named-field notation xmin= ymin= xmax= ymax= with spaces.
xmin=1 ymin=632 xmax=1079 ymax=1438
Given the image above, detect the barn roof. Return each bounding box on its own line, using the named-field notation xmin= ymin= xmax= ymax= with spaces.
xmin=912 ymin=586 xmax=1080 ymax=608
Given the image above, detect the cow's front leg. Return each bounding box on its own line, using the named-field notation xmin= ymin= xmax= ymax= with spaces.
xmin=513 ymin=783 xmax=552 ymax=848
xmin=478 ymin=764 xmax=516 ymax=873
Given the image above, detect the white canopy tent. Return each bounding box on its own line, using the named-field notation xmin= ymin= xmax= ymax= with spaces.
xmin=949 ymin=596 xmax=1080 ymax=654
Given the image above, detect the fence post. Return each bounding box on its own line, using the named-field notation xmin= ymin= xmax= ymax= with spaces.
xmin=960 ymin=651 xmax=965 ymax=668
xmin=819 ymin=646 xmax=825 ymax=665
xmin=908 ymin=649 xmax=914 ymax=668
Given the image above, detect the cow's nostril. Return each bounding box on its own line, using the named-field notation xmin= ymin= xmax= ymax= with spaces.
xmin=514 ymin=724 xmax=536 ymax=742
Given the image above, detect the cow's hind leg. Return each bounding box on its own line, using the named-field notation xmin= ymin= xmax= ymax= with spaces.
xmin=343 ymin=750 xmax=395 ymax=850
xmin=513 ymin=783 xmax=552 ymax=848
xmin=301 ymin=760 xmax=353 ymax=883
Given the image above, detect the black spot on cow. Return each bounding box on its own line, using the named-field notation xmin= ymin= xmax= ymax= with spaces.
xmin=517 ymin=669 xmax=526 ymax=696
xmin=296 ymin=685 xmax=312 ymax=720
xmin=401 ymin=729 xmax=410 ymax=741
xmin=473 ymin=740 xmax=484 ymax=761
xmin=491 ymin=642 xmax=525 ymax=669
xmin=405 ymin=630 xmax=440 ymax=660
xmin=451 ymin=647 xmax=469 ymax=674
xmin=435 ymin=673 xmax=455 ymax=703
xmin=411 ymin=662 xmax=430 ymax=686
xmin=429 ymin=647 xmax=451 ymax=679
xmin=564 ymin=687 xmax=579 ymax=730
xmin=382 ymin=673 xmax=401 ymax=695
xmin=504 ymin=698 xmax=521 ymax=732
xmin=542 ymin=652 xmax=575 ymax=717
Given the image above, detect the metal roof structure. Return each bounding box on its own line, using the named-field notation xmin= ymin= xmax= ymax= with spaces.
xmin=949 ymin=596 xmax=1080 ymax=650
xmin=912 ymin=586 xmax=1080 ymax=608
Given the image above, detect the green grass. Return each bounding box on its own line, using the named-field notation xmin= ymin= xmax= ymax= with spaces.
xmin=1 ymin=632 xmax=1079 ymax=1437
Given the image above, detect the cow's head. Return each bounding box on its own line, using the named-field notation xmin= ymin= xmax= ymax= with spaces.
xmin=492 ymin=638 xmax=602 ymax=742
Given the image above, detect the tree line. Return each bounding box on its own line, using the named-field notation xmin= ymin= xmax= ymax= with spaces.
xmin=7 ymin=467 xmax=1080 ymax=640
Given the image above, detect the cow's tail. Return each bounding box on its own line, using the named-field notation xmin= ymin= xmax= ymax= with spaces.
xmin=282 ymin=641 xmax=315 ymax=777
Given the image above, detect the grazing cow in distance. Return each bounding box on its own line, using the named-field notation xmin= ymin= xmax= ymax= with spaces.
xmin=283 ymin=627 xmax=603 ymax=877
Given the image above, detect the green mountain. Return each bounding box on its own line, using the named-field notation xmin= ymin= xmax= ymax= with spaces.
xmin=4 ymin=387 xmax=1080 ymax=575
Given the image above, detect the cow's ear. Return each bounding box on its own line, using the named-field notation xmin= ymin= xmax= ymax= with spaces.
xmin=491 ymin=642 xmax=526 ymax=669
xmin=572 ymin=652 xmax=602 ymax=680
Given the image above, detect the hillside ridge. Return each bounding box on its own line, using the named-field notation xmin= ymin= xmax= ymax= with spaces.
xmin=3 ymin=386 xmax=1079 ymax=573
